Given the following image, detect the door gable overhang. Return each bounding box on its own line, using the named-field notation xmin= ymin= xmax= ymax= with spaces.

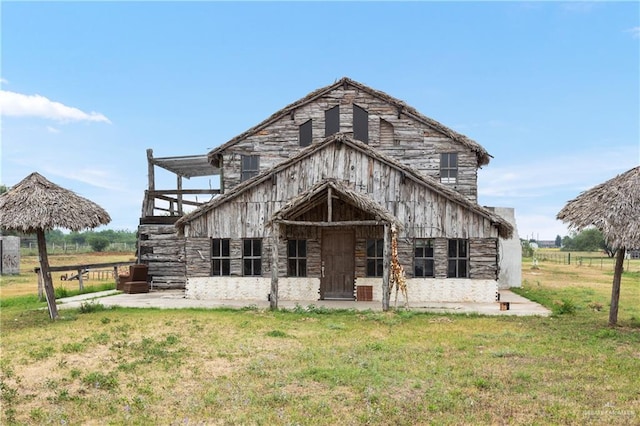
xmin=271 ymin=179 xmax=401 ymax=229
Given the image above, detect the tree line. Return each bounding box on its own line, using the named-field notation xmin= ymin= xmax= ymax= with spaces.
xmin=4 ymin=229 xmax=137 ymax=252
xmin=523 ymin=228 xmax=613 ymax=257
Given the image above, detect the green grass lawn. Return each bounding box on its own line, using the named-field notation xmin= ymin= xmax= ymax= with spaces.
xmin=1 ymin=258 xmax=639 ymax=425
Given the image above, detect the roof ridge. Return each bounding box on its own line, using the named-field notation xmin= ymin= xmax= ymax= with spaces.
xmin=207 ymin=78 xmax=490 ymax=166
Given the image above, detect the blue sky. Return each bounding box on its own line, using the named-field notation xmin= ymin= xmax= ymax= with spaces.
xmin=1 ymin=1 xmax=638 ymax=240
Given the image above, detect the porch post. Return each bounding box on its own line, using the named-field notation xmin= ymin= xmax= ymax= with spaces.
xmin=146 ymin=149 xmax=155 ymax=192
xmin=176 ymin=175 xmax=183 ymax=216
xmin=270 ymin=226 xmax=279 ymax=310
xmin=382 ymin=224 xmax=391 ymax=311
xmin=145 ymin=149 xmax=155 ymax=217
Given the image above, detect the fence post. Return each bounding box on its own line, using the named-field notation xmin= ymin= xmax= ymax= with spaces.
xmin=37 ymin=267 xmax=44 ymax=300
xmin=77 ymin=268 xmax=84 ymax=292
xmin=568 ymin=253 xmax=571 ymax=265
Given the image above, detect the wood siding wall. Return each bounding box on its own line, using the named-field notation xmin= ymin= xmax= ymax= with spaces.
xmin=184 ymin=234 xmax=498 ymax=280
xmin=221 ymin=86 xmax=479 ymax=202
xmin=138 ymin=224 xmax=186 ymax=288
xmin=470 ymin=238 xmax=499 ymax=280
xmin=185 ymin=238 xmax=210 ymax=277
xmin=186 ymin=143 xmax=498 ymax=241
xmin=184 ymin=133 xmax=500 ymax=281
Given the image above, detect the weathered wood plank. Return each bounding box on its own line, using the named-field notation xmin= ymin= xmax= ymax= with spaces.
xmin=219 ymin=84 xmax=480 ymax=203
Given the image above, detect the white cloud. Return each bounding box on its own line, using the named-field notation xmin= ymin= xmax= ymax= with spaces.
xmin=478 ymin=146 xmax=638 ymax=198
xmin=0 ymin=78 xmax=8 ymax=85
xmin=627 ymin=27 xmax=640 ymax=39
xmin=42 ymin=167 xmax=123 ymax=191
xmin=478 ymin=146 xmax=638 ymax=240
xmin=0 ymin=90 xmax=111 ymax=124
xmin=515 ymin=213 xmax=569 ymax=241
xmin=46 ymin=126 xmax=61 ymax=134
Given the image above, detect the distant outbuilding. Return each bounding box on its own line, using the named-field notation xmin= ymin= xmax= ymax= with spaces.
xmin=0 ymin=172 xmax=111 ymax=319
xmin=0 ymin=235 xmax=20 ymax=274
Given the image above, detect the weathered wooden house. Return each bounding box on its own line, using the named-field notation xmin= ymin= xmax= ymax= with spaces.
xmin=139 ymin=77 xmax=519 ymax=308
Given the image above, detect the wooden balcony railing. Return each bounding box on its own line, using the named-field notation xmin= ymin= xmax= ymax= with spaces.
xmin=141 ymin=189 xmax=220 ymax=219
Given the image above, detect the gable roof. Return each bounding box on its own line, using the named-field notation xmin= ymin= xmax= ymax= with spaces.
xmin=178 ymin=133 xmax=512 ymax=238
xmin=207 ymin=77 xmax=491 ymax=167
xmin=272 ymin=178 xmax=401 ymax=228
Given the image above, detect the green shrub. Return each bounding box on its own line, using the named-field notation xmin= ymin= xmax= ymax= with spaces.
xmin=266 ymin=330 xmax=288 ymax=338
xmin=79 ymin=301 xmax=106 ymax=314
xmin=87 ymin=235 xmax=110 ymax=252
xmin=552 ymin=299 xmax=577 ymax=315
xmin=55 ymin=287 xmax=69 ymax=299
xmin=82 ymin=371 xmax=118 ymax=390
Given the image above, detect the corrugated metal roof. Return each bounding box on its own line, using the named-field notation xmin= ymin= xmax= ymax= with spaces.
xmin=152 ymin=154 xmax=220 ymax=178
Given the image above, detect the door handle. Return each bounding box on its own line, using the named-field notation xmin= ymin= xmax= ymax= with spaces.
xmin=321 ymin=261 xmax=325 ymax=278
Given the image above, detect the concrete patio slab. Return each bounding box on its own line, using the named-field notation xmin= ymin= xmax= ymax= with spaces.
xmin=57 ymin=289 xmax=550 ymax=316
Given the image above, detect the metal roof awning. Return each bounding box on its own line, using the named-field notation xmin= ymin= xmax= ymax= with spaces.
xmin=151 ymin=154 xmax=220 ymax=178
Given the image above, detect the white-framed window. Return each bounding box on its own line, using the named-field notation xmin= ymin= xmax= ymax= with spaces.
xmin=211 ymin=238 xmax=230 ymax=276
xmin=287 ymin=240 xmax=307 ymax=277
xmin=241 ymin=155 xmax=260 ymax=182
xmin=414 ymin=239 xmax=435 ymax=277
xmin=366 ymin=239 xmax=384 ymax=277
xmin=243 ymin=239 xmax=262 ymax=276
xmin=440 ymin=153 xmax=458 ymax=184
xmin=447 ymin=239 xmax=468 ymax=278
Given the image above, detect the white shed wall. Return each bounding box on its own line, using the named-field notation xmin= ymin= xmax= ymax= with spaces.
xmin=486 ymin=207 xmax=522 ymax=289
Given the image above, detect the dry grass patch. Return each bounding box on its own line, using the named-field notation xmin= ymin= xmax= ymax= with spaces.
xmin=1 ymin=252 xmax=639 ymax=424
xmin=0 ymin=252 xmax=135 ymax=298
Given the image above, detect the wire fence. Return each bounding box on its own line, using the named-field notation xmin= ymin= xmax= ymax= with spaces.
xmin=20 ymin=242 xmax=135 ymax=254
xmin=531 ymin=252 xmax=640 ymax=273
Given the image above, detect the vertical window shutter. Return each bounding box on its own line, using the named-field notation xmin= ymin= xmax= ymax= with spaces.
xmin=353 ymin=104 xmax=369 ymax=143
xmin=299 ymin=119 xmax=312 ymax=147
xmin=325 ymin=106 xmax=339 ymax=136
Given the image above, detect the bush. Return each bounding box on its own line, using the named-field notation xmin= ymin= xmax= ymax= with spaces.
xmin=521 ymin=240 xmax=534 ymax=258
xmin=78 ymin=301 xmax=106 ymax=314
xmin=87 ymin=235 xmax=110 ymax=252
xmin=55 ymin=287 xmax=69 ymax=299
xmin=552 ymin=299 xmax=577 ymax=315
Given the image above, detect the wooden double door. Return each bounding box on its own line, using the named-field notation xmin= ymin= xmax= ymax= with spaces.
xmin=320 ymin=230 xmax=355 ymax=300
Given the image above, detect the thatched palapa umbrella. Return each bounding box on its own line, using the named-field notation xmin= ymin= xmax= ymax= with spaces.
xmin=0 ymin=172 xmax=111 ymax=319
xmin=557 ymin=166 xmax=639 ymax=326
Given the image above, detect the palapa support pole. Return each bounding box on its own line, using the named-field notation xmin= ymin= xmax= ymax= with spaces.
xmin=609 ymin=247 xmax=625 ymax=327
xmin=36 ymin=229 xmax=59 ymax=320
